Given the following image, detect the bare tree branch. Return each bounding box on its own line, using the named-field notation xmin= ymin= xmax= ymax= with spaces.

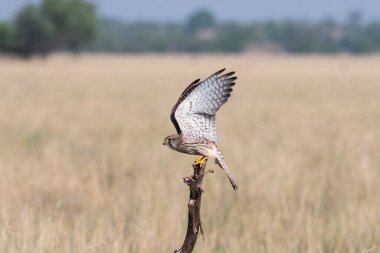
xmin=174 ymin=159 xmax=211 ymax=253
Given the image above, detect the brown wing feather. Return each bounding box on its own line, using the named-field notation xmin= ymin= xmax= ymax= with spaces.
xmin=170 ymin=68 xmax=226 ymax=134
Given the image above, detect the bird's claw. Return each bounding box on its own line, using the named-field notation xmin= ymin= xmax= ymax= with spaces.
xmin=193 ymin=156 xmax=208 ymax=166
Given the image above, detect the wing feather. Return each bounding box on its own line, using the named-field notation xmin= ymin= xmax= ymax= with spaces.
xmin=171 ymin=68 xmax=237 ymax=142
xmin=170 ymin=78 xmax=201 ymax=133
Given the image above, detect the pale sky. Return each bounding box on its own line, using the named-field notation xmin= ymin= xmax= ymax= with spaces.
xmin=1 ymin=0 xmax=379 ymax=22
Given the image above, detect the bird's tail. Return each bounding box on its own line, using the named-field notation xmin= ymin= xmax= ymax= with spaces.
xmin=214 ymin=147 xmax=238 ymax=191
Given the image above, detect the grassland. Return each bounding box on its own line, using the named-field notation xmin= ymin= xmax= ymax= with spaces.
xmin=0 ymin=54 xmax=379 ymax=253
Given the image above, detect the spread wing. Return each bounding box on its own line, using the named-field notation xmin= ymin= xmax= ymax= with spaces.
xmin=170 ymin=68 xmax=237 ymax=143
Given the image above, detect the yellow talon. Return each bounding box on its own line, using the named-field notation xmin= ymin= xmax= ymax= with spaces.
xmin=193 ymin=156 xmax=207 ymax=166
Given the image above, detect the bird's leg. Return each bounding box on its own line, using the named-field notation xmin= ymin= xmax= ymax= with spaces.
xmin=193 ymin=156 xmax=207 ymax=166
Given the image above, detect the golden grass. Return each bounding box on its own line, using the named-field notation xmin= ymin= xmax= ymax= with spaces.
xmin=0 ymin=54 xmax=379 ymax=253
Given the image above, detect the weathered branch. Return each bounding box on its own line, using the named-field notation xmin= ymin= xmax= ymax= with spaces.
xmin=174 ymin=159 xmax=211 ymax=253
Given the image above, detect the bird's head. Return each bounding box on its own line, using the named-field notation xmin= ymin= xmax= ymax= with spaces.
xmin=163 ymin=134 xmax=181 ymax=149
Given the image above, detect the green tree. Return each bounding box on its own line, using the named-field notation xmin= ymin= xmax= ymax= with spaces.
xmin=341 ymin=11 xmax=373 ymax=53
xmin=0 ymin=0 xmax=96 ymax=57
xmin=275 ymin=22 xmax=315 ymax=52
xmin=215 ymin=23 xmax=248 ymax=52
xmin=41 ymin=0 xmax=96 ymax=50
xmin=14 ymin=4 xmax=54 ymax=57
xmin=366 ymin=22 xmax=380 ymax=50
xmin=186 ymin=9 xmax=215 ymax=33
xmin=0 ymin=22 xmax=22 ymax=52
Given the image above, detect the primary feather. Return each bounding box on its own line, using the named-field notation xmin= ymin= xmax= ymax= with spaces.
xmin=171 ymin=68 xmax=237 ymax=143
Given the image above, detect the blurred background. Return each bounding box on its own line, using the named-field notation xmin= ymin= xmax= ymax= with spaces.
xmin=1 ymin=0 xmax=380 ymax=56
xmin=1 ymin=1 xmax=380 ymax=253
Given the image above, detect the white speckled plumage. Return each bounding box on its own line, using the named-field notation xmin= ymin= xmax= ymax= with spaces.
xmin=174 ymin=69 xmax=236 ymax=143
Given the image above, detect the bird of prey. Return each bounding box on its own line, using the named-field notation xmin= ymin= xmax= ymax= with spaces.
xmin=163 ymin=69 xmax=238 ymax=191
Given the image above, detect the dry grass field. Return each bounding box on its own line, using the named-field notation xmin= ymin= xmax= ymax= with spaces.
xmin=0 ymin=54 xmax=379 ymax=253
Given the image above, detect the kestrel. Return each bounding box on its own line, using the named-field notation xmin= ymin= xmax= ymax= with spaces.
xmin=163 ymin=69 xmax=238 ymax=191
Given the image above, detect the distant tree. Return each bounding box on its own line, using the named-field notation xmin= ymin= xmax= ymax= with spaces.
xmin=340 ymin=32 xmax=374 ymax=53
xmin=0 ymin=22 xmax=22 ymax=53
xmin=274 ymin=22 xmax=316 ymax=52
xmin=366 ymin=22 xmax=380 ymax=50
xmin=341 ymin=10 xmax=373 ymax=53
xmin=41 ymin=0 xmax=96 ymax=50
xmin=0 ymin=0 xmax=96 ymax=57
xmin=245 ymin=23 xmax=267 ymax=42
xmin=186 ymin=9 xmax=215 ymax=33
xmin=84 ymin=8 xmax=380 ymax=54
xmin=315 ymin=18 xmax=340 ymax=53
xmin=89 ymin=18 xmax=127 ymax=51
xmin=14 ymin=4 xmax=54 ymax=57
xmin=215 ymin=23 xmax=248 ymax=52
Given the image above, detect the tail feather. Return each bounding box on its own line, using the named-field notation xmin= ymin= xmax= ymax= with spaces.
xmin=214 ymin=148 xmax=238 ymax=191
